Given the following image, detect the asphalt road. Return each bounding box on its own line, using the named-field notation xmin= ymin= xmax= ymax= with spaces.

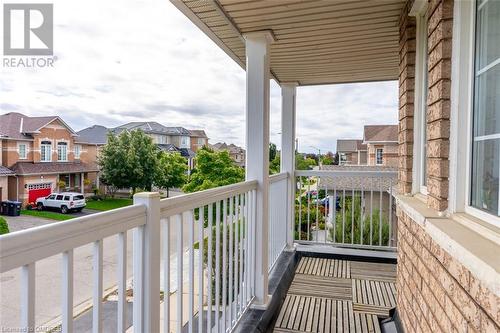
xmin=0 ymin=212 xmax=198 ymax=331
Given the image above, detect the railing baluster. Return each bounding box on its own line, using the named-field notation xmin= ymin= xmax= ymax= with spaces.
xmin=189 ymin=210 xmax=195 ymax=333
xmin=163 ymin=219 xmax=170 ymax=333
xmin=342 ymin=189 xmax=346 ymax=243
xmin=251 ymin=189 xmax=256 ymax=298
xmin=93 ymin=240 xmax=103 ymax=333
xmin=117 ymin=232 xmax=127 ymax=333
xmin=360 ymin=184 xmax=364 ymax=245
xmin=315 ymin=177 xmax=319 ymax=243
xmin=307 ymin=182 xmax=311 ymax=241
xmin=222 ymin=198 xmax=228 ymax=332
xmin=245 ymin=192 xmax=250 ymax=305
xmin=238 ymin=194 xmax=244 ymax=315
xmin=333 ymin=187 xmax=337 ymax=243
xmin=351 ymin=180 xmax=355 ymax=245
xmin=234 ymin=195 xmax=239 ymax=318
xmin=21 ymin=263 xmax=35 ymax=331
xmin=370 ymin=178 xmax=374 ymax=246
xmin=62 ymin=250 xmax=73 ymax=333
xmin=324 ymin=184 xmax=328 ymax=244
xmin=389 ymin=178 xmax=393 ymax=247
xmin=379 ymin=178 xmax=383 ymax=246
xmin=177 ymin=214 xmax=183 ymax=333
xmin=298 ymin=177 xmax=302 ymax=241
xmin=198 ymin=206 xmax=205 ymax=333
xmin=207 ymin=203 xmax=213 ymax=333
xmin=215 ymin=201 xmax=221 ymax=333
xmin=228 ymin=197 xmax=234 ymax=328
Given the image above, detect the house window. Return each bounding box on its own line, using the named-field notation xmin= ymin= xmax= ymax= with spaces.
xmin=181 ymin=136 xmax=189 ymax=147
xmin=18 ymin=143 xmax=27 ymax=159
xmin=40 ymin=141 xmax=52 ymax=162
xmin=74 ymin=145 xmax=81 ymax=159
xmin=197 ymin=138 xmax=204 ymax=145
xmin=57 ymin=142 xmax=68 ymax=161
xmin=470 ymin=0 xmax=500 ymax=216
xmin=376 ymin=148 xmax=383 ymax=165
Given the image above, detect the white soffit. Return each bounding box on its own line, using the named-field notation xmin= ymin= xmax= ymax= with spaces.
xmin=171 ymin=0 xmax=405 ymax=86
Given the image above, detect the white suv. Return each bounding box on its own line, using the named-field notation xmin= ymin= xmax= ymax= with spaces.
xmin=36 ymin=192 xmax=86 ymax=214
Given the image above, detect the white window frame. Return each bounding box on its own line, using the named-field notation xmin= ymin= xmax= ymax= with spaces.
xmin=40 ymin=141 xmax=52 ymax=162
xmin=57 ymin=142 xmax=68 ymax=162
xmin=410 ymin=1 xmax=429 ymax=195
xmin=449 ymin=0 xmax=500 ymax=227
xmin=376 ymin=148 xmax=384 ymax=165
xmin=74 ymin=144 xmax=81 ymax=159
xmin=18 ymin=143 xmax=27 ymax=160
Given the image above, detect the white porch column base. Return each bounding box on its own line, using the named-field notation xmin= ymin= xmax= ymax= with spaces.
xmin=244 ymin=30 xmax=274 ymax=307
xmin=281 ymin=83 xmax=298 ymax=251
xmin=250 ymin=294 xmax=273 ymax=310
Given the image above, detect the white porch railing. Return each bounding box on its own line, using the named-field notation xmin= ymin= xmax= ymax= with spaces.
xmin=0 ymin=180 xmax=257 ymax=333
xmin=268 ymin=172 xmax=288 ymax=272
xmin=295 ymin=170 xmax=398 ymax=251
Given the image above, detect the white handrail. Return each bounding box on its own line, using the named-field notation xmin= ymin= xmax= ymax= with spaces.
xmin=295 ymin=170 xmax=398 ymax=177
xmin=0 ymin=205 xmax=146 ymax=273
xmin=159 ymin=180 xmax=257 ymax=217
xmin=269 ymin=172 xmax=288 ymax=183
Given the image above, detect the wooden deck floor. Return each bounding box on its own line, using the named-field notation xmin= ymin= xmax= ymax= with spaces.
xmin=274 ymin=257 xmax=396 ymax=333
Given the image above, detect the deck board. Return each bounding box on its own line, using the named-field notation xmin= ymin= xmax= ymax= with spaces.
xmin=274 ymin=257 xmax=396 ymax=332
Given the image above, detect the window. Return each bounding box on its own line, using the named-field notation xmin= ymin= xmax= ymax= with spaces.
xmin=64 ymin=196 xmax=70 ymax=201
xmin=74 ymin=144 xmax=81 ymax=159
xmin=18 ymin=143 xmax=27 ymax=159
xmin=376 ymin=148 xmax=383 ymax=165
xmin=56 ymin=195 xmax=63 ymax=200
xmin=197 ymin=138 xmax=204 ymax=145
xmin=48 ymin=194 xmax=56 ymax=200
xmin=470 ymin=0 xmax=500 ymax=216
xmin=40 ymin=141 xmax=52 ymax=162
xmin=57 ymin=142 xmax=68 ymax=161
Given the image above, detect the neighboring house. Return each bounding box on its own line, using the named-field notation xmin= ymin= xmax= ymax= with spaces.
xmin=336 ymin=139 xmax=367 ymax=165
xmin=189 ymin=129 xmax=209 ymax=152
xmin=0 ymin=112 xmax=99 ymax=204
xmin=0 ymin=166 xmax=14 ymax=201
xmin=211 ymin=142 xmax=246 ymax=167
xmin=363 ymin=125 xmax=398 ymax=167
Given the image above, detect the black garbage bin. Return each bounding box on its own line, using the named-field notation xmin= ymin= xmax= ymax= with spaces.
xmin=0 ymin=201 xmax=8 ymax=216
xmin=7 ymin=201 xmax=21 ymax=216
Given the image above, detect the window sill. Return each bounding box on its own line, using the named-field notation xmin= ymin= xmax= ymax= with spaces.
xmin=396 ymin=195 xmax=500 ymax=295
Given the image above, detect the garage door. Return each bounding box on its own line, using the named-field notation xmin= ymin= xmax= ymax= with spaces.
xmin=28 ymin=183 xmax=52 ymax=202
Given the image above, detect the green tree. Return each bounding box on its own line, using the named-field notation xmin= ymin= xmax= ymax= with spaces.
xmin=321 ymin=151 xmax=335 ymax=165
xmin=183 ymin=147 xmax=245 ymax=193
xmin=0 ymin=217 xmax=9 ymax=235
xmin=98 ymin=130 xmax=159 ymax=194
xmin=269 ymin=153 xmax=281 ymax=175
xmin=296 ymin=153 xmax=317 ymax=170
xmin=269 ymin=142 xmax=277 ymax=162
xmin=155 ymin=152 xmax=187 ymax=197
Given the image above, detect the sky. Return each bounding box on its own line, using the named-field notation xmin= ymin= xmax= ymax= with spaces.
xmin=1 ymin=0 xmax=398 ymax=154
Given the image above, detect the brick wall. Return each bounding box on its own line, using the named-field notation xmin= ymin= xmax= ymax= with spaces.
xmin=398 ymin=1 xmax=416 ymax=194
xmin=396 ymin=210 xmax=500 ymax=332
xmin=425 ymin=0 xmax=453 ymax=211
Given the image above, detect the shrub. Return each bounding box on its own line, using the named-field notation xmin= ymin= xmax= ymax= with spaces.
xmin=0 ymin=217 xmax=9 ymax=235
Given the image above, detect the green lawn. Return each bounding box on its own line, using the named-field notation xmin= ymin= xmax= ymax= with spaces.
xmin=85 ymin=198 xmax=133 ymax=211
xmin=21 ymin=210 xmax=74 ymax=221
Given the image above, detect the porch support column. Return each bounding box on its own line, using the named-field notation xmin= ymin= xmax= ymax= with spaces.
xmin=244 ymin=30 xmax=274 ymax=308
xmin=80 ymin=173 xmax=84 ymax=194
xmin=280 ymin=83 xmax=298 ymax=250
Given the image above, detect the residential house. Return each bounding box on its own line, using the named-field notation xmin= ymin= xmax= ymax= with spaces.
xmin=0 ymin=112 xmax=99 ymax=204
xmin=189 ymin=129 xmax=209 ymax=152
xmin=0 ymin=166 xmax=14 ymax=201
xmin=211 ymin=142 xmax=246 ymax=167
xmin=336 ymin=139 xmax=367 ymax=165
xmin=363 ymin=125 xmax=398 ymax=167
xmin=2 ymin=1 xmax=499 ymax=333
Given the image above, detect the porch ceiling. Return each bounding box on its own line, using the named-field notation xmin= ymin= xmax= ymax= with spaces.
xmin=171 ymin=0 xmax=405 ymax=85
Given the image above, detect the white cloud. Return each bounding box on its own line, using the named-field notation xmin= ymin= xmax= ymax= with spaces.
xmin=1 ymin=0 xmax=398 ymax=153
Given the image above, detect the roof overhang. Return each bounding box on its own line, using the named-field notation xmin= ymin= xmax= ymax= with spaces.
xmin=171 ymin=0 xmax=405 ymax=86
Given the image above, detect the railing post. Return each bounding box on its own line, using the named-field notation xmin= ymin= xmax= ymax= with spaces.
xmin=133 ymin=192 xmax=161 ymax=333
xmin=281 ymin=83 xmax=298 ymax=250
xmin=244 ymin=30 xmax=275 ymax=308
